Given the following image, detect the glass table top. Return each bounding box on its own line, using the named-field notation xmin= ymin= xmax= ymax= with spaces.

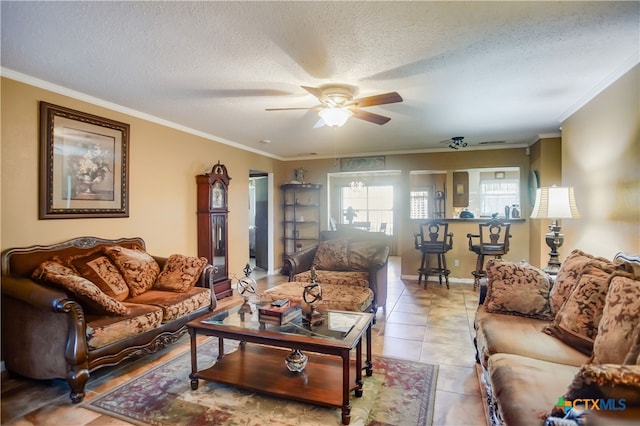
xmin=199 ymin=300 xmax=368 ymax=342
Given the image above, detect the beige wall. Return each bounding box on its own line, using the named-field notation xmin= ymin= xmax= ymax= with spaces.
xmin=282 ymin=148 xmax=531 ymax=279
xmin=528 ymin=137 xmax=562 ymax=267
xmin=561 ymin=65 xmax=640 ymax=258
xmin=4 ymin=64 xmax=637 ymax=279
xmin=1 ymin=77 xmax=282 ymax=277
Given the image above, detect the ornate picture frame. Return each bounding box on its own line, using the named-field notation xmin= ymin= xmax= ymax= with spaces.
xmin=340 ymin=156 xmax=385 ymax=172
xmin=39 ymin=102 xmax=130 ymax=219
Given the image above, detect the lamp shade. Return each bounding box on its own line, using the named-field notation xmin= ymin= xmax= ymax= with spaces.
xmin=530 ymin=186 xmax=581 ymax=219
xmin=318 ymin=107 xmax=353 ymax=127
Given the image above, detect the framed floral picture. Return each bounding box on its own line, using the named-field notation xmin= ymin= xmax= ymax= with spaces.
xmin=39 ymin=102 xmax=129 ymax=219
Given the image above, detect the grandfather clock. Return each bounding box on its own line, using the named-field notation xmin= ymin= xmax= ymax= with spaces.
xmin=196 ymin=161 xmax=232 ymax=299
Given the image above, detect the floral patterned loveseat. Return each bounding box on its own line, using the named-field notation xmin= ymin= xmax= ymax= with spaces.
xmin=1 ymin=236 xmax=217 ymax=404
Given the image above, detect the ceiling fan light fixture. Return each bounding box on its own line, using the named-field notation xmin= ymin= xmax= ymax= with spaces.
xmin=318 ymin=107 xmax=353 ymax=127
xmin=448 ymin=136 xmax=467 ymax=150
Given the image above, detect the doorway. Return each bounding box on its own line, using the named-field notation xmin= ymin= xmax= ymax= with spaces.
xmin=249 ymin=171 xmax=272 ymax=278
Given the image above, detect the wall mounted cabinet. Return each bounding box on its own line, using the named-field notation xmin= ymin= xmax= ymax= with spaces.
xmin=452 ymin=171 xmax=469 ymax=207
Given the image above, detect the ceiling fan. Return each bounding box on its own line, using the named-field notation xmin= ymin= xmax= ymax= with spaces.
xmin=440 ymin=137 xmax=506 ymax=150
xmin=266 ymin=85 xmax=403 ymax=127
xmin=440 ymin=136 xmax=468 ymax=150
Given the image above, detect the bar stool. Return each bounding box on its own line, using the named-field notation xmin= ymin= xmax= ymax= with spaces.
xmin=414 ymin=221 xmax=453 ymax=289
xmin=467 ymin=217 xmax=511 ymax=290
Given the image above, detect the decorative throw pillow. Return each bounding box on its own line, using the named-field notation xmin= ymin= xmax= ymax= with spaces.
xmin=348 ymin=241 xmax=379 ymax=272
xmin=543 ymin=265 xmax=615 ymax=355
xmin=32 ymin=256 xmax=75 ymax=276
xmin=69 ymin=250 xmax=129 ymax=301
xmin=592 ymin=272 xmax=640 ymax=365
xmin=549 ymin=249 xmax=616 ymax=314
xmin=32 ymin=259 xmax=129 ymax=315
xmin=624 ymin=325 xmax=640 ymax=365
xmin=154 ymin=254 xmax=208 ymax=293
xmin=485 ymin=260 xmax=553 ymax=320
xmin=104 ymin=246 xmax=160 ymax=297
xmin=312 ymin=239 xmax=349 ymax=271
xmin=562 ymin=364 xmax=640 ymax=408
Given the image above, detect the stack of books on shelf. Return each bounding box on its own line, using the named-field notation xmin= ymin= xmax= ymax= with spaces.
xmin=258 ymin=300 xmax=302 ymax=325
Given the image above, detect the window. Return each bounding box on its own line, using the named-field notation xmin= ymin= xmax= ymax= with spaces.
xmin=409 ymin=170 xmax=445 ymax=219
xmin=410 ymin=189 xmax=430 ymax=219
xmin=480 ymin=180 xmax=520 ymax=217
xmin=341 ymin=185 xmax=394 ymax=234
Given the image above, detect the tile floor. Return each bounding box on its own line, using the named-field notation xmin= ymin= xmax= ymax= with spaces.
xmin=1 ymin=256 xmax=487 ymax=425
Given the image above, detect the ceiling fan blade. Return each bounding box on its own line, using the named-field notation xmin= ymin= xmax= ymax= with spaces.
xmin=204 ymin=89 xmax=293 ymax=97
xmin=352 ymin=109 xmax=391 ymax=125
xmin=301 ymin=86 xmax=326 ymax=102
xmin=347 ymin=92 xmax=403 ymax=108
xmin=265 ymin=107 xmax=314 ymax=111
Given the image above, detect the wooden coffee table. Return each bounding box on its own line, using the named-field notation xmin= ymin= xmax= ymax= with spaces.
xmin=186 ymin=305 xmax=374 ymax=425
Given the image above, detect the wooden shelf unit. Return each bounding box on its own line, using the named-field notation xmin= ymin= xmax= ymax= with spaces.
xmin=281 ymin=183 xmax=322 ymax=256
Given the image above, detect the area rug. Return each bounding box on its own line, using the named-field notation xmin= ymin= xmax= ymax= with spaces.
xmin=85 ymin=339 xmax=438 ymax=426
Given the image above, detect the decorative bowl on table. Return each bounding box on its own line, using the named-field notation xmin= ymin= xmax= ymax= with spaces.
xmin=285 ymin=349 xmax=308 ymax=373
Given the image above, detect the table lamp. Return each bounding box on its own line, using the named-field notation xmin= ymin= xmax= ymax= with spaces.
xmin=530 ymin=185 xmax=581 ymax=274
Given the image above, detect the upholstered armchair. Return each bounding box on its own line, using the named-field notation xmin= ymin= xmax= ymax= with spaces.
xmin=282 ymin=228 xmax=390 ymax=315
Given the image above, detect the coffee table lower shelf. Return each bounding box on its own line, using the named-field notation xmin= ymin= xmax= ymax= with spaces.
xmin=190 ymin=343 xmax=360 ymax=422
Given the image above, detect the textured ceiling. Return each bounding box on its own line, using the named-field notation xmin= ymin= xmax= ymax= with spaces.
xmin=2 ymin=1 xmax=638 ymax=160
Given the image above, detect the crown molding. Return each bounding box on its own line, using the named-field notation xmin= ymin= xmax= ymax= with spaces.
xmin=1 ymin=67 xmax=563 ymax=162
xmin=558 ymin=54 xmax=640 ymax=123
xmin=0 ymin=68 xmax=283 ymax=160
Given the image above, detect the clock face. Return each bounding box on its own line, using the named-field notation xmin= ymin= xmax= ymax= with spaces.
xmin=211 ymin=182 xmax=225 ymax=208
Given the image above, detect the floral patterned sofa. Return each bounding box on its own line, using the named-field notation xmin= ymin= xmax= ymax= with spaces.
xmin=1 ymin=236 xmax=217 ymax=403
xmin=276 ymin=228 xmax=390 ymax=316
xmin=474 ymin=250 xmax=640 ymax=426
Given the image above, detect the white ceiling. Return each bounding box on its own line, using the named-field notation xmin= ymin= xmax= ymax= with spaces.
xmin=2 ymin=1 xmax=638 ymax=160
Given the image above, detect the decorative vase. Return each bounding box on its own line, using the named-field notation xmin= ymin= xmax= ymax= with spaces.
xmin=511 ymin=205 xmax=520 ymax=218
xmin=76 ymin=176 xmax=96 ymax=195
xmin=285 ymin=349 xmax=308 ymax=373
